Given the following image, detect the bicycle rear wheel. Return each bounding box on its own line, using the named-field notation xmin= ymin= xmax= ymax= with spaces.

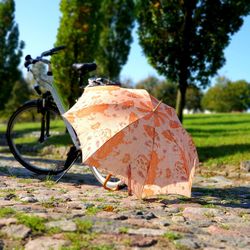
xmin=6 ymin=101 xmax=73 ymax=174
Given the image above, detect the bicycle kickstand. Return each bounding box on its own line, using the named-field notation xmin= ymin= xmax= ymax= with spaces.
xmin=55 ymin=146 xmax=81 ymax=183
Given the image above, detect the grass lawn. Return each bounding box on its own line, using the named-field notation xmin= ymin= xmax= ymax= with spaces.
xmin=1 ymin=112 xmax=249 ymax=168
xmin=183 ymin=113 xmax=250 ymax=167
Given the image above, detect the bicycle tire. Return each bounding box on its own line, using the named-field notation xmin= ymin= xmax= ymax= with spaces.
xmin=6 ymin=100 xmax=124 ymax=189
xmin=6 ymin=100 xmax=73 ymax=175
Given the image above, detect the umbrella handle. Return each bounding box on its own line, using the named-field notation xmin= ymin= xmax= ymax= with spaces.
xmin=103 ymin=174 xmax=119 ymax=191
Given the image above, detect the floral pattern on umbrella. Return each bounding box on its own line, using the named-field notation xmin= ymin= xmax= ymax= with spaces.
xmin=63 ymin=86 xmax=198 ymax=198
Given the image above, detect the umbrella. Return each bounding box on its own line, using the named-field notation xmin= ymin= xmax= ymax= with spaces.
xmin=63 ymin=85 xmax=198 ymax=198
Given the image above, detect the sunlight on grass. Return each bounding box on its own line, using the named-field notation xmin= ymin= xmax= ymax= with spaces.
xmin=183 ymin=113 xmax=250 ymax=167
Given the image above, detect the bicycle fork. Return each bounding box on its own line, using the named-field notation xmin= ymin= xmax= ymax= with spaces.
xmin=37 ymin=96 xmax=51 ymax=143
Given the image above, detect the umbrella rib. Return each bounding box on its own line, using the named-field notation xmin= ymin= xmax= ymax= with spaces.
xmin=141 ymin=124 xmax=156 ymax=195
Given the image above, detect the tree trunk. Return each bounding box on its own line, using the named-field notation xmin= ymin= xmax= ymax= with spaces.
xmin=176 ymin=83 xmax=187 ymax=123
xmin=176 ymin=0 xmax=195 ymax=123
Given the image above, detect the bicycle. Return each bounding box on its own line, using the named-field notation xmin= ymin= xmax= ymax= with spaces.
xmin=6 ymin=46 xmax=123 ymax=190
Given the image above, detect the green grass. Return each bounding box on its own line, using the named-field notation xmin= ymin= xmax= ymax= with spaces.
xmin=183 ymin=113 xmax=250 ymax=167
xmin=11 ymin=120 xmax=71 ymax=147
xmin=163 ymin=231 xmax=182 ymax=241
xmin=15 ymin=213 xmax=46 ymax=233
xmin=74 ymin=219 xmax=93 ymax=233
xmin=0 ymin=207 xmax=16 ymax=218
xmin=1 ymin=112 xmax=249 ymax=168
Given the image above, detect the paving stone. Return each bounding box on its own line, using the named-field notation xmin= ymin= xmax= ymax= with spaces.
xmin=0 ymin=218 xmax=17 ymax=228
xmin=183 ymin=207 xmax=224 ymax=220
xmin=45 ymin=220 xmax=77 ymax=232
xmin=4 ymin=193 xmax=16 ymax=200
xmin=240 ymin=161 xmax=250 ymax=173
xmin=20 ymin=196 xmax=38 ymax=203
xmin=0 ymin=153 xmax=250 ymax=250
xmin=188 ymin=219 xmax=213 ymax=228
xmin=195 ymin=175 xmax=234 ymax=188
xmin=114 ymin=215 xmax=129 ymax=220
xmin=175 ymin=237 xmax=201 ymax=249
xmin=0 ymin=183 xmax=7 ymax=188
xmin=1 ymin=224 xmax=31 ymax=239
xmin=164 ymin=207 xmax=181 ymax=214
xmin=136 ymin=211 xmax=157 ymax=220
xmin=172 ymin=215 xmax=186 ymax=223
xmin=128 ymin=228 xmax=166 ymax=236
xmin=131 ymin=237 xmax=158 ymax=248
xmin=25 ymin=236 xmax=69 ymax=250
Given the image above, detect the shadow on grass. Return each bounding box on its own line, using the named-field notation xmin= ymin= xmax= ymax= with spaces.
xmin=187 ymin=119 xmax=250 ymax=127
xmin=186 ymin=127 xmax=250 ymax=138
xmin=197 ymin=143 xmax=250 ymax=162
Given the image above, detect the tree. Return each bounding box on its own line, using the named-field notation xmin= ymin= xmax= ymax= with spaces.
xmin=0 ymin=0 xmax=24 ymax=110
xmin=185 ymin=85 xmax=203 ymax=112
xmin=137 ymin=0 xmax=250 ymax=122
xmin=202 ymin=78 xmax=250 ymax=112
xmin=226 ymin=80 xmax=250 ymax=111
xmin=153 ymin=80 xmax=177 ymax=108
xmin=52 ymin=0 xmax=102 ymax=107
xmin=136 ymin=76 xmax=160 ymax=94
xmin=136 ymin=76 xmax=203 ymax=109
xmin=4 ymin=78 xmax=32 ymax=114
xmin=135 ymin=76 xmax=177 ymax=107
xmin=96 ymin=0 xmax=135 ymax=80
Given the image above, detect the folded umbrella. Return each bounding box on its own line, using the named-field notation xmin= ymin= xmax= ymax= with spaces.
xmin=63 ymin=85 xmax=198 ymax=198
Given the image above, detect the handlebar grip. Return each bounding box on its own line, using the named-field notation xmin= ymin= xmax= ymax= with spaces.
xmin=41 ymin=45 xmax=66 ymax=57
xmin=24 ymin=55 xmax=38 ymax=68
xmin=25 ymin=55 xmax=32 ymax=60
xmin=50 ymin=45 xmax=66 ymax=53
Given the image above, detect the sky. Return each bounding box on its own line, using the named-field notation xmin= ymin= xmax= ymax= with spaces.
xmin=15 ymin=0 xmax=250 ymax=85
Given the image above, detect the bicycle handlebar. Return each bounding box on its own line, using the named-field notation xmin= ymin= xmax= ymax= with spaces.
xmin=40 ymin=45 xmax=66 ymax=57
xmin=24 ymin=46 xmax=66 ymax=69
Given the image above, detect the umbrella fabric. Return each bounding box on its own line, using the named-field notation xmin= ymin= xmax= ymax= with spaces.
xmin=63 ymin=86 xmax=198 ymax=198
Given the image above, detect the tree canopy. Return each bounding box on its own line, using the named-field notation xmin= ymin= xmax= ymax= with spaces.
xmin=52 ymin=0 xmax=135 ymax=106
xmin=96 ymin=0 xmax=135 ymax=80
xmin=0 ymin=0 xmax=24 ymax=110
xmin=135 ymin=76 xmax=203 ymax=110
xmin=137 ymin=0 xmax=250 ymax=121
xmin=52 ymin=0 xmax=102 ymax=106
xmin=202 ymin=77 xmax=250 ymax=112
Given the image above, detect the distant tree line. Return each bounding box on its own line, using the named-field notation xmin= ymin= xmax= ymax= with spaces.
xmin=136 ymin=75 xmax=250 ymax=113
xmin=202 ymin=77 xmax=250 ymax=112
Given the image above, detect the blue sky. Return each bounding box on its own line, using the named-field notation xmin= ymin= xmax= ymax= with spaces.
xmin=15 ymin=0 xmax=250 ymax=85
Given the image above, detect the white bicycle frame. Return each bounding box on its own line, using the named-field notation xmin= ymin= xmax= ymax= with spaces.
xmin=29 ymin=60 xmax=80 ymax=150
xmin=29 ymin=59 xmax=121 ymax=189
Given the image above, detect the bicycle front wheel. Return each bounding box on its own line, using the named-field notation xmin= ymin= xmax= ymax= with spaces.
xmin=6 ymin=101 xmax=73 ymax=175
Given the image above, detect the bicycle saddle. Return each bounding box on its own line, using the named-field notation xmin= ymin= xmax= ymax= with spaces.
xmin=72 ymin=63 xmax=97 ymax=75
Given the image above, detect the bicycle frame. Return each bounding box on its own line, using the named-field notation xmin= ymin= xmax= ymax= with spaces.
xmin=29 ymin=62 xmax=80 ymax=150
xmin=22 ymin=49 xmax=123 ymax=188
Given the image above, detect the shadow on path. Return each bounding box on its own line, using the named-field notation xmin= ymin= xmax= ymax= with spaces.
xmin=147 ymin=186 xmax=250 ymax=210
xmin=0 ymin=156 xmax=102 ymax=187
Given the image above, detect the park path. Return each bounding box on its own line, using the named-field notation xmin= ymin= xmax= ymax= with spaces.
xmin=0 ymin=153 xmax=249 ymax=250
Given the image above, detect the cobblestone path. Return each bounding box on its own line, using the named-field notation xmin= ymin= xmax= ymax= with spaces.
xmin=0 ymin=153 xmax=249 ymax=250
